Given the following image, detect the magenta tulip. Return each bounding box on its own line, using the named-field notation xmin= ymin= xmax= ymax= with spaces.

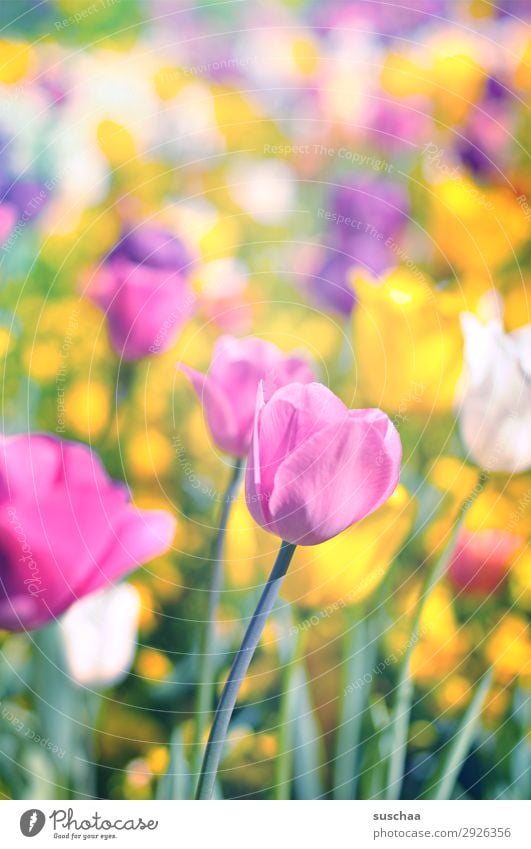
xmin=177 ymin=336 xmax=315 ymax=457
xmin=245 ymin=382 xmax=402 ymax=545
xmin=0 ymin=434 xmax=176 ymax=631
xmin=87 ymin=225 xmax=195 ymax=361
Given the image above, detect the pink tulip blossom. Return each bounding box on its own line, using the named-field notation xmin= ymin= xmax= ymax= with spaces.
xmin=0 ymin=434 xmax=176 ymax=631
xmin=245 ymin=382 xmax=401 ymax=545
xmin=177 ymin=336 xmax=315 ymax=457
xmin=87 ymin=225 xmax=195 ymax=361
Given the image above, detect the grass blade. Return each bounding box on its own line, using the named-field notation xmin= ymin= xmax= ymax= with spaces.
xmin=429 ymin=669 xmax=493 ymax=800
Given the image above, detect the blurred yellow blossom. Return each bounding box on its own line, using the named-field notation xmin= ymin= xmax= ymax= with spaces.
xmin=430 ymin=180 xmax=528 ymax=273
xmin=284 ymin=485 xmax=415 ymax=608
xmin=0 ymin=40 xmax=33 ymax=83
xmin=63 ymin=380 xmax=109 ymax=438
xmin=352 ymin=268 xmax=465 ymax=413
xmin=136 ymin=648 xmax=172 ymax=682
xmin=486 ymin=614 xmax=531 ymax=684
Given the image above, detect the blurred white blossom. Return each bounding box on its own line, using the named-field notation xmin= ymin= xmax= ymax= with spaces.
xmin=61 ymin=584 xmax=141 ymax=688
xmin=457 ymin=313 xmax=531 ymax=473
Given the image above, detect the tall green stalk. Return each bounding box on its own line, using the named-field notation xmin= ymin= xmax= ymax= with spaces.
xmin=191 ymin=459 xmax=244 ymax=788
xmin=196 ymin=540 xmax=297 ymax=800
xmin=333 ymin=612 xmax=376 ymax=799
xmin=384 ymin=477 xmax=486 ymax=799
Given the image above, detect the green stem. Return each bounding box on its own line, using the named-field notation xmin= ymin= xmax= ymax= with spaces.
xmin=275 ymin=627 xmax=306 ymax=799
xmin=195 ymin=540 xmax=297 ymax=800
xmin=384 ymin=476 xmax=486 ymax=800
xmin=333 ymin=611 xmax=376 ymax=799
xmin=191 ymin=459 xmax=244 ymax=787
xmin=429 ymin=669 xmax=493 ymax=800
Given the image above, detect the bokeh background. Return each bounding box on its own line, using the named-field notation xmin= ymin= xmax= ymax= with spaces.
xmin=0 ymin=0 xmax=529 ymax=801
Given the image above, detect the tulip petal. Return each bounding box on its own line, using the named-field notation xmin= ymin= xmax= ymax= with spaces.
xmin=78 ymin=509 xmax=176 ymax=595
xmin=267 ymin=413 xmax=401 ymax=545
xmin=178 ymin=364 xmax=240 ymax=455
xmin=0 ymin=434 xmax=60 ymax=501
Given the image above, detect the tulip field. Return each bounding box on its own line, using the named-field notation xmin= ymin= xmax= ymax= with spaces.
xmin=0 ymin=0 xmax=529 ymax=808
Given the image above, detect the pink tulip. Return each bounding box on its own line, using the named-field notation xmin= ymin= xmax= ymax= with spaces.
xmin=0 ymin=434 xmax=176 ymax=631
xmin=177 ymin=336 xmax=315 ymax=457
xmin=87 ymin=223 xmax=195 ymax=361
xmin=448 ymin=528 xmax=522 ymax=597
xmin=87 ymin=258 xmax=194 ymax=361
xmin=245 ymin=382 xmax=401 ymax=545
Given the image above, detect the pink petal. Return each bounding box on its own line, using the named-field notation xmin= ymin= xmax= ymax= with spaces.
xmin=178 ymin=363 xmax=240 ymax=455
xmin=0 ymin=435 xmax=60 ymax=502
xmin=268 ymin=413 xmax=401 ymax=545
xmin=78 ymin=508 xmax=176 ymax=595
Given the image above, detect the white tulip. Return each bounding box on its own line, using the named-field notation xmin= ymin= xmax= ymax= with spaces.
xmin=60 ymin=585 xmax=141 ymax=688
xmin=457 ymin=312 xmax=531 ymax=473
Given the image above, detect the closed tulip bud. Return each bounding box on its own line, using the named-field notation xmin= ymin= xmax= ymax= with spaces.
xmin=178 ymin=335 xmax=315 ymax=458
xmin=457 ymin=313 xmax=531 ymax=473
xmin=87 ymin=224 xmax=195 ymax=361
xmin=245 ymin=382 xmax=402 ymax=545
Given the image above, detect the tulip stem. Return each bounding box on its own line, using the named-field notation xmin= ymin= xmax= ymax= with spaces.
xmin=191 ymin=458 xmax=244 ymax=789
xmin=195 ymin=539 xmax=297 ymax=800
xmin=384 ymin=474 xmax=487 ymax=800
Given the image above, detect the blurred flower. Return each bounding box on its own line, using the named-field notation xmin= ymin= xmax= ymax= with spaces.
xmin=246 ymin=382 xmax=401 ymax=545
xmin=284 ymin=485 xmax=415 ymax=607
xmin=0 ymin=435 xmax=175 ymax=631
xmin=61 ymin=584 xmax=141 ymax=687
xmin=409 ymin=585 xmax=470 ymax=685
xmin=329 ymin=176 xmax=409 ymax=275
xmin=510 ymin=549 xmax=531 ymax=612
xmin=62 ymin=381 xmax=110 ymax=439
xmin=178 ymin=335 xmax=315 ymax=458
xmin=87 ymin=224 xmax=195 ymax=361
xmin=227 ymin=158 xmax=296 ymax=225
xmin=305 ymin=251 xmax=356 ymax=317
xmin=353 ymin=268 xmax=465 ymax=413
xmin=430 ymin=180 xmax=527 ymax=273
xmin=486 ymin=614 xmax=531 ymax=684
xmin=0 ymin=203 xmax=16 ymax=244
xmin=0 ymin=40 xmax=33 ymax=83
xmin=135 ymin=648 xmax=172 ymax=682
xmin=456 ymin=313 xmax=531 ymax=473
xmin=434 ymin=675 xmax=472 ymax=715
xmin=447 ymin=528 xmax=523 ymax=597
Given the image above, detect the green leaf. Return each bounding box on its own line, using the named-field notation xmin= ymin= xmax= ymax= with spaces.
xmin=292 ymin=665 xmax=324 ymax=800
xmin=428 ymin=669 xmax=493 ymax=800
xmin=384 ymin=478 xmax=486 ymax=800
xmin=333 ymin=613 xmax=376 ymax=799
xmin=157 ymin=727 xmax=191 ymax=800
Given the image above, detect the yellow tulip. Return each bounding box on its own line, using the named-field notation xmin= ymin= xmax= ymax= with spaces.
xmin=486 ymin=614 xmax=531 ymax=684
xmin=409 ymin=585 xmax=470 ymax=685
xmin=352 ymin=268 xmax=464 ymax=413
xmin=430 ymin=179 xmax=528 ymax=273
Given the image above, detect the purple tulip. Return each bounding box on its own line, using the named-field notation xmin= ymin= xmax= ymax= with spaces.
xmin=329 ymin=177 xmax=409 ymax=275
xmin=109 ymin=223 xmax=193 ymax=273
xmin=246 ymin=382 xmax=401 ymax=545
xmin=0 ymin=435 xmax=176 ymax=631
xmin=88 ymin=225 xmax=195 ymax=361
xmin=178 ymin=336 xmax=315 ymax=458
xmin=306 ymin=252 xmax=356 ymax=317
